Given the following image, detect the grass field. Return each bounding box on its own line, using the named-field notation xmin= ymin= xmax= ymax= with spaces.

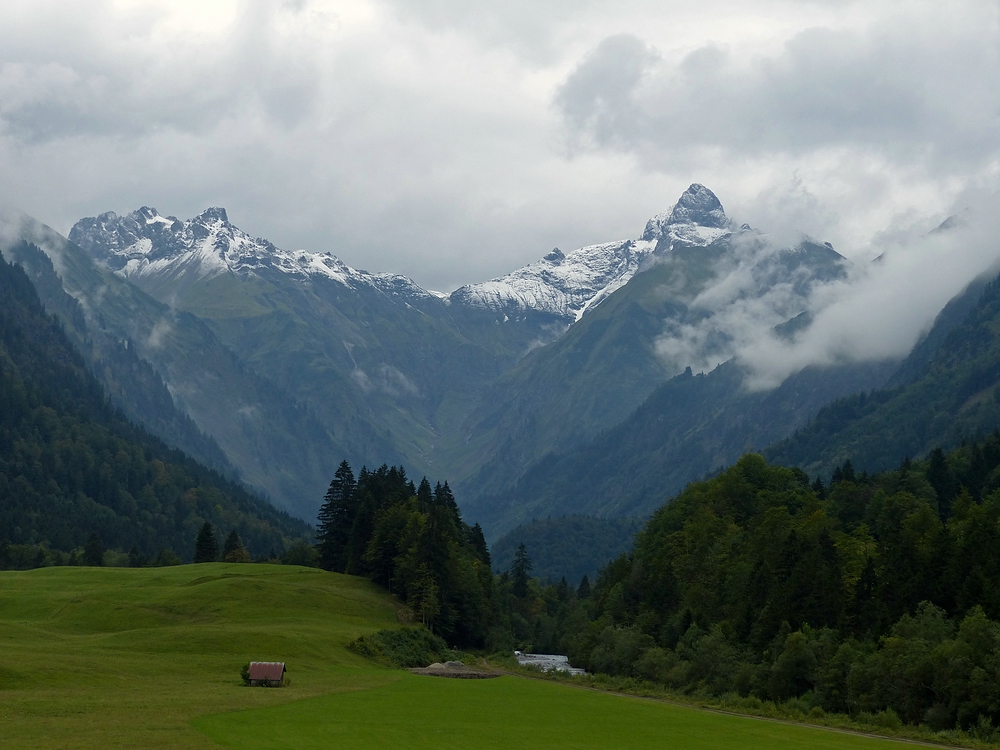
xmin=0 ymin=565 xmax=934 ymax=749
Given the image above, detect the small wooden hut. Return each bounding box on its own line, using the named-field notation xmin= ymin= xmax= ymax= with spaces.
xmin=247 ymin=661 xmax=286 ymax=687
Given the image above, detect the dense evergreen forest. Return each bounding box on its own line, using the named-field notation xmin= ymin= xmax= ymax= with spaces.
xmin=0 ymin=254 xmax=308 ymax=565
xmin=323 ymin=434 xmax=1000 ymax=734
xmin=503 ymin=443 xmax=1000 ymax=734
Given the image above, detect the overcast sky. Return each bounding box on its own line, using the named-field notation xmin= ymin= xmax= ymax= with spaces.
xmin=1 ymin=0 xmax=997 ymax=291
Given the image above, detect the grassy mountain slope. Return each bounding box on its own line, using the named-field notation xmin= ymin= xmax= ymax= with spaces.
xmin=0 ymin=564 xmax=400 ymax=749
xmin=0 ymin=252 xmax=307 ymax=557
xmin=766 ymin=271 xmax=1000 ymax=478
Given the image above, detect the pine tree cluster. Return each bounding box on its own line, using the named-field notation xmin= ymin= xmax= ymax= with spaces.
xmin=316 ymin=462 xmax=493 ymax=645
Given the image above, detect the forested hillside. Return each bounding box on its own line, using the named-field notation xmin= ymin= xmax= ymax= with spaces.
xmin=4 ymin=240 xmax=233 ymax=475
xmin=519 ymin=446 xmax=1000 ymax=733
xmin=767 ymin=271 xmax=1000 ymax=479
xmin=490 ymin=515 xmax=642 ymax=584
xmin=0 ymin=253 xmax=308 ymax=563
xmin=468 ymin=358 xmax=894 ymax=534
xmin=0 ymin=212 xmax=365 ymax=520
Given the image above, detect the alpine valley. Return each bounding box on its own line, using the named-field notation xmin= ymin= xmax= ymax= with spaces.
xmin=1 ymin=184 xmax=994 ymax=549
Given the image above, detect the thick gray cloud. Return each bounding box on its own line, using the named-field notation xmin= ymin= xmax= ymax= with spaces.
xmin=0 ymin=0 xmax=996 ymax=297
xmin=556 ymin=16 xmax=1000 ymax=166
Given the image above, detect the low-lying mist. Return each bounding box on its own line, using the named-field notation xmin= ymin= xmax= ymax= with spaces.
xmin=654 ymin=193 xmax=1000 ymax=391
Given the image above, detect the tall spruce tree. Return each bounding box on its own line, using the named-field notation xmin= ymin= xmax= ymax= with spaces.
xmin=434 ymin=481 xmax=462 ymax=527
xmin=84 ymin=533 xmax=104 ymax=567
xmin=926 ymin=447 xmax=956 ymax=520
xmin=222 ymin=529 xmax=249 ymax=562
xmin=317 ymin=461 xmax=357 ymax=572
xmin=511 ymin=542 xmax=532 ymax=598
xmin=194 ymin=522 xmax=218 ymax=563
xmin=468 ymin=523 xmax=491 ymax=568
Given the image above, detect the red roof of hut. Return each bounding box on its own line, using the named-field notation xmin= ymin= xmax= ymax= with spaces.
xmin=248 ymin=662 xmax=285 ymax=681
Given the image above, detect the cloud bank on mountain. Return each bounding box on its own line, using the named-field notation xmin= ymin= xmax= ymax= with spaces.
xmin=0 ymin=0 xmax=996 ymax=293
xmin=650 ymin=192 xmax=1000 ymax=391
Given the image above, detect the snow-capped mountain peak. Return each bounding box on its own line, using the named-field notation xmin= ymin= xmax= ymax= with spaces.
xmin=451 ymin=184 xmax=733 ymax=322
xmin=450 ymin=237 xmax=657 ymax=322
xmin=668 ymin=183 xmax=728 ymax=228
xmin=69 ymin=207 xmax=437 ymax=301
xmin=69 ymin=183 xmax=735 ymax=324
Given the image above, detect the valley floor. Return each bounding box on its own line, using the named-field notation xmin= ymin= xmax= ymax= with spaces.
xmin=0 ymin=565 xmax=941 ymax=749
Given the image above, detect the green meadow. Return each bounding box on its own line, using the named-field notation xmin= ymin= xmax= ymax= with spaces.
xmin=0 ymin=565 xmax=932 ymax=749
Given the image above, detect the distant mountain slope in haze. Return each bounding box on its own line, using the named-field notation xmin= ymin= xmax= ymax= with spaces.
xmin=0 ymin=251 xmax=307 ymax=558
xmin=67 ymin=198 xmax=715 ymax=490
xmin=766 ymin=270 xmax=1000 ymax=478
xmin=490 ymin=515 xmax=643 ymax=585
xmin=3 ymin=239 xmax=233 ymax=476
xmin=453 ymin=185 xmax=853 ymax=507
xmin=0 ymin=209 xmax=362 ymax=520
xmin=70 ymin=206 xmax=521 ymax=485
xmin=466 ymin=357 xmax=896 ymax=536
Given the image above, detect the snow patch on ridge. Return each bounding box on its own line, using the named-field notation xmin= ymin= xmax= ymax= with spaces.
xmin=69 ymin=183 xmax=735 ymax=321
xmin=69 ymin=207 xmax=441 ymax=301
xmin=452 ymin=183 xmax=734 ymax=321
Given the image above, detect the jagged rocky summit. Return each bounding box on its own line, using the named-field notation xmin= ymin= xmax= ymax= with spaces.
xmin=452 ymin=183 xmax=733 ymax=322
xmin=68 ymin=184 xmax=734 ymax=324
xmin=69 ymin=206 xmax=433 ymax=300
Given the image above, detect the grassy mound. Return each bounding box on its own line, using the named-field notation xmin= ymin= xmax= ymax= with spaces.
xmin=0 ymin=564 xmax=400 ymax=749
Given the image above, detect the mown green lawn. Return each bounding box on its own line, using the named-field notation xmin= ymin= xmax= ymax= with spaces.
xmin=1 ymin=565 xmax=929 ymax=749
xmin=195 ymin=674 xmax=912 ymax=750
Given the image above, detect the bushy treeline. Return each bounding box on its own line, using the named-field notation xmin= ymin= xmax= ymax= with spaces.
xmin=316 ymin=461 xmax=494 ymax=646
xmin=0 ymin=254 xmax=309 ymax=562
xmin=348 ymin=627 xmax=454 ymax=668
xmin=539 ymin=443 xmax=1000 ymax=735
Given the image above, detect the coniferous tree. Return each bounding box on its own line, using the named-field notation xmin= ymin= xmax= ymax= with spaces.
xmin=223 ymin=529 xmax=249 ymax=562
xmin=577 ymin=574 xmax=591 ymax=598
xmin=926 ymin=447 xmax=955 ymax=520
xmin=194 ymin=522 xmax=218 ymax=563
xmin=811 ymin=476 xmax=826 ymax=500
xmin=557 ymin=576 xmax=570 ymax=601
xmin=468 ymin=522 xmax=491 ymax=568
xmin=434 ymin=481 xmax=462 ymax=527
xmin=416 ymin=477 xmax=433 ymax=512
xmin=84 ymin=533 xmax=104 ymax=567
xmin=511 ymin=542 xmax=532 ymax=598
xmin=317 ymin=461 xmax=357 ymax=572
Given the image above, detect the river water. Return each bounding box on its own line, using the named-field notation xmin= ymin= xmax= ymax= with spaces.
xmin=515 ymin=652 xmax=587 ymax=676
